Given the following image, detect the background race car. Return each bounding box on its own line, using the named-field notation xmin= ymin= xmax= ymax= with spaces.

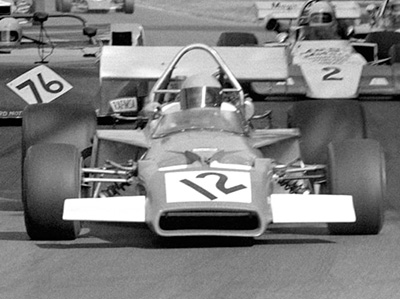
xmin=55 ymin=0 xmax=134 ymax=13
xmin=0 ymin=11 xmax=144 ymax=120
xmin=237 ymin=0 xmax=400 ymax=101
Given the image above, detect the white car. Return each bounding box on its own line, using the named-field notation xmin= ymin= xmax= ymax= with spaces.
xmin=55 ymin=0 xmax=134 ymax=14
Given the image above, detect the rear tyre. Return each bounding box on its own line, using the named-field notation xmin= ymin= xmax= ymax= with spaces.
xmin=23 ymin=144 xmax=82 ymax=240
xmin=327 ymin=139 xmax=385 ymax=235
xmin=365 ymin=31 xmax=400 ymax=60
xmin=55 ymin=0 xmax=62 ymax=11
xmin=60 ymin=0 xmax=73 ymax=12
xmin=389 ymin=43 xmax=400 ymax=64
xmin=123 ymin=0 xmax=134 ymax=13
xmin=22 ymin=102 xmax=96 ymax=161
xmin=216 ymin=32 xmax=258 ymax=46
xmin=288 ymin=100 xmax=366 ymax=164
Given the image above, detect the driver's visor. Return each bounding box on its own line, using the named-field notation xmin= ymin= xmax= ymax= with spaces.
xmin=0 ymin=30 xmax=19 ymax=42
xmin=309 ymin=12 xmax=333 ymax=25
xmin=180 ymin=86 xmax=222 ymax=109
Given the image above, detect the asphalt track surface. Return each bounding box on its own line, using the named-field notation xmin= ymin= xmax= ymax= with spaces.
xmin=2 ymin=4 xmax=400 ymax=299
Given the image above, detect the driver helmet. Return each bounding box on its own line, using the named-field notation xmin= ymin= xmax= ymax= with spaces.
xmin=0 ymin=18 xmax=21 ymax=47
xmin=366 ymin=4 xmax=378 ymax=15
xmin=383 ymin=0 xmax=400 ymax=28
xmin=389 ymin=0 xmax=400 ymax=16
xmin=308 ymin=1 xmax=336 ymax=27
xmin=390 ymin=0 xmax=400 ymax=24
xmin=179 ymin=73 xmax=223 ymax=110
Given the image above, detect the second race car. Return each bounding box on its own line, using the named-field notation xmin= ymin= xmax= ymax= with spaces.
xmin=247 ymin=0 xmax=400 ymax=100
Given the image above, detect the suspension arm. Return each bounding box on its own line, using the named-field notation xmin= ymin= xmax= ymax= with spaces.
xmin=82 ymin=168 xmax=131 ymax=176
xmin=83 ymin=178 xmax=131 ymax=183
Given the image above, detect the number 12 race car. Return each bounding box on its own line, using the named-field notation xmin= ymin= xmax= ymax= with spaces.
xmin=21 ymin=43 xmax=385 ymax=240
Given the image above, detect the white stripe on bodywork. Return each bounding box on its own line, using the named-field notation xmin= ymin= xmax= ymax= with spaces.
xmin=291 ymin=40 xmax=366 ymax=99
xmin=63 ymin=196 xmax=146 ymax=222
xmin=165 ymin=170 xmax=252 ymax=203
xmin=271 ymin=194 xmax=355 ymax=223
xmin=300 ymin=64 xmax=363 ymax=99
xmin=209 ymin=161 xmax=252 ymax=170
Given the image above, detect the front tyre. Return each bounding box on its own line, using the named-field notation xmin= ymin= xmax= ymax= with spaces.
xmin=327 ymin=139 xmax=385 ymax=235
xmin=23 ymin=143 xmax=82 ymax=240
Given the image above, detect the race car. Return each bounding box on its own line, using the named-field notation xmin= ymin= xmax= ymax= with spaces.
xmin=0 ymin=11 xmax=144 ymax=120
xmin=352 ymin=0 xmax=400 ymax=61
xmin=355 ymin=0 xmax=400 ymax=34
xmin=247 ymin=0 xmax=400 ymax=100
xmin=55 ymin=0 xmax=134 ymax=14
xmin=0 ymin=12 xmax=98 ymax=50
xmin=21 ymin=43 xmax=385 ymax=240
xmin=260 ymin=0 xmax=361 ymax=39
xmin=0 ymin=0 xmax=13 ymax=15
xmin=0 ymin=0 xmax=32 ymax=15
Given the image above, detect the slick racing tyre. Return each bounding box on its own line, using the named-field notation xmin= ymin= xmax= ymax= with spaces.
xmin=288 ymin=100 xmax=366 ymax=164
xmin=216 ymin=31 xmax=258 ymax=97
xmin=22 ymin=102 xmax=96 ymax=161
xmin=55 ymin=0 xmax=61 ymax=11
xmin=327 ymin=139 xmax=385 ymax=235
xmin=123 ymin=0 xmax=134 ymax=13
xmin=389 ymin=44 xmax=400 ymax=64
xmin=56 ymin=0 xmax=73 ymax=12
xmin=365 ymin=31 xmax=400 ymax=60
xmin=23 ymin=143 xmax=82 ymax=240
xmin=216 ymin=32 xmax=258 ymax=47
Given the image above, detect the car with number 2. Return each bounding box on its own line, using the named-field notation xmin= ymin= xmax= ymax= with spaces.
xmin=250 ymin=0 xmax=400 ymax=101
xmin=21 ymin=43 xmax=385 ymax=240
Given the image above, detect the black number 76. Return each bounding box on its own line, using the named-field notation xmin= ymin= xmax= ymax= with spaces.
xmin=16 ymin=73 xmax=64 ymax=103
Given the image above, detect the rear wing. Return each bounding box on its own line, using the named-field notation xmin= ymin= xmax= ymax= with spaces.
xmin=255 ymin=1 xmax=362 ymax=20
xmin=99 ymin=45 xmax=289 ymax=115
xmin=100 ymin=45 xmax=289 ymax=82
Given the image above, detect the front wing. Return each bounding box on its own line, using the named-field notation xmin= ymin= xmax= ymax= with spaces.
xmin=63 ymin=159 xmax=356 ymax=237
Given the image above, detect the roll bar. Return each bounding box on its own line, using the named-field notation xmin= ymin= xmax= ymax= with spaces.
xmin=148 ymin=43 xmax=245 ymax=107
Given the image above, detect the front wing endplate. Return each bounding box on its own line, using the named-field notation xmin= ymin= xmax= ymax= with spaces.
xmin=271 ymin=194 xmax=356 ymax=223
xmin=63 ymin=196 xmax=146 ymax=222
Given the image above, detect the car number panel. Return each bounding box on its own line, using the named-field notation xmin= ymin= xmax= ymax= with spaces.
xmin=165 ymin=170 xmax=252 ymax=203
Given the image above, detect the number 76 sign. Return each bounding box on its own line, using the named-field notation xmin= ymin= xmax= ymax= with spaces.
xmin=7 ymin=65 xmax=73 ymax=104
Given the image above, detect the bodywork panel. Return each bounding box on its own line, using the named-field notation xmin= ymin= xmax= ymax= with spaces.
xmin=65 ymin=122 xmax=355 ymax=237
xmin=0 ymin=49 xmax=98 ymax=118
xmin=140 ymin=159 xmax=273 ymax=237
xmin=255 ymin=0 xmax=362 ymax=20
